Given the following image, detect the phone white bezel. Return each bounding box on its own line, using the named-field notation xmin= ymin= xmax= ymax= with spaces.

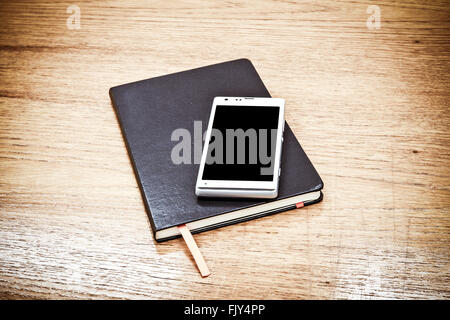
xmin=196 ymin=96 xmax=285 ymax=196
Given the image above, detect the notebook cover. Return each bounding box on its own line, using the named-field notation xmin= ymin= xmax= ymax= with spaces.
xmin=109 ymin=59 xmax=323 ymax=241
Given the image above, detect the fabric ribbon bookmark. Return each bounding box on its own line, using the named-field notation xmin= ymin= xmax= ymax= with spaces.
xmin=178 ymin=224 xmax=211 ymax=277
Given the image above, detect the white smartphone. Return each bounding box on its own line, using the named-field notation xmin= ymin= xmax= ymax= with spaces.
xmin=196 ymin=96 xmax=285 ymax=199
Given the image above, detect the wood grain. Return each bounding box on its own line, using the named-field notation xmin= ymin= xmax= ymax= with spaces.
xmin=0 ymin=0 xmax=449 ymax=299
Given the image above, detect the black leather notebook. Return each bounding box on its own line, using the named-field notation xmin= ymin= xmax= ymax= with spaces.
xmin=109 ymin=59 xmax=323 ymax=242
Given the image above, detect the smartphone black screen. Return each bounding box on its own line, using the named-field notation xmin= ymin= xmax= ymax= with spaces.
xmin=202 ymin=105 xmax=279 ymax=181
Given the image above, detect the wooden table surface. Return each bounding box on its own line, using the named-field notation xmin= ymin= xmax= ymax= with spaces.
xmin=0 ymin=0 xmax=449 ymax=299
